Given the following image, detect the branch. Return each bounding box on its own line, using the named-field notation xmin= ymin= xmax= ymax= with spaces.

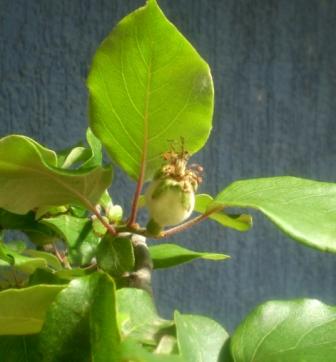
xmin=155 ymin=206 xmax=224 ymax=239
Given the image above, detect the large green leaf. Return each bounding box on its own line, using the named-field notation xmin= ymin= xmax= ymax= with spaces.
xmin=41 ymin=214 xmax=100 ymax=265
xmin=230 ymin=299 xmax=336 ymax=362
xmin=0 ymin=135 xmax=112 ymax=214
xmin=38 ymin=272 xmax=121 ymax=362
xmin=117 ymin=288 xmax=173 ymax=346
xmin=195 ymin=194 xmax=252 ymax=232
xmin=175 ymin=312 xmax=229 ymax=362
xmin=0 ymin=285 xmax=65 ymax=335
xmin=149 ymin=243 xmax=229 ymax=269
xmin=88 ymin=0 xmax=214 ymax=180
xmin=210 ymin=177 xmax=336 ymax=252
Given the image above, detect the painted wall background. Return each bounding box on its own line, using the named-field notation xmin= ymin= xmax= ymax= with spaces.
xmin=0 ymin=0 xmax=335 ymax=332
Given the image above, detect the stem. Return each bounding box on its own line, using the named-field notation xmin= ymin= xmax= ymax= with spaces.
xmin=157 ymin=206 xmax=224 ymax=239
xmin=91 ymin=206 xmax=117 ymax=236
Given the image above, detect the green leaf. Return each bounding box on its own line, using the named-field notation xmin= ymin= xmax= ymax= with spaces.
xmin=230 ymin=299 xmax=336 ymax=362
xmin=59 ymin=128 xmax=103 ymax=170
xmin=28 ymin=268 xmax=69 ymax=286
xmin=0 ymin=135 xmax=112 ymax=214
xmin=38 ymin=272 xmax=121 ymax=362
xmin=210 ymin=177 xmax=336 ymax=252
xmin=121 ymin=339 xmax=183 ymax=362
xmin=88 ymin=0 xmax=213 ymax=180
xmin=61 ymin=146 xmax=90 ymax=169
xmin=0 ymin=244 xmax=48 ymax=274
xmin=90 ymin=273 xmax=121 ymax=362
xmin=117 ymin=288 xmax=173 ymax=346
xmin=0 ymin=209 xmax=57 ymax=245
xmin=41 ymin=215 xmax=100 ymax=265
xmin=149 ymin=243 xmax=229 ymax=269
xmin=195 ymin=194 xmax=252 ymax=232
xmin=96 ymin=236 xmax=135 ymax=277
xmin=0 ymin=284 xmax=65 ymax=335
xmin=23 ymin=249 xmax=62 ymax=271
xmin=175 ymin=311 xmax=229 ymax=362
xmin=0 ymin=242 xmax=14 ymax=264
xmin=0 ymin=335 xmax=39 ymax=362
xmin=81 ymin=127 xmax=103 ymax=169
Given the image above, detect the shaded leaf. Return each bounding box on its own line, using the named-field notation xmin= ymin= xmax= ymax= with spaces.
xmin=0 ymin=209 xmax=56 ymax=245
xmin=0 ymin=135 xmax=112 ymax=214
xmin=231 ymin=299 xmax=336 ymax=362
xmin=195 ymin=194 xmax=252 ymax=231
xmin=117 ymin=288 xmax=173 ymax=346
xmin=88 ymin=0 xmax=213 ymax=180
xmin=96 ymin=236 xmax=134 ymax=277
xmin=175 ymin=312 xmax=229 ymax=362
xmin=41 ymin=215 xmax=100 ymax=265
xmin=0 ymin=244 xmax=48 ymax=275
xmin=0 ymin=335 xmax=39 ymax=362
xmin=210 ymin=177 xmax=336 ymax=252
xmin=149 ymin=243 xmax=229 ymax=269
xmin=121 ymin=339 xmax=182 ymax=362
xmin=0 ymin=284 xmax=65 ymax=335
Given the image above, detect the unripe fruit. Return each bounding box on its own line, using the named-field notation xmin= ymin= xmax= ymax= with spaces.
xmin=145 ymin=178 xmax=195 ymax=227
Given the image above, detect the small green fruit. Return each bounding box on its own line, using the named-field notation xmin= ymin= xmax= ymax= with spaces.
xmin=145 ymin=178 xmax=195 ymax=227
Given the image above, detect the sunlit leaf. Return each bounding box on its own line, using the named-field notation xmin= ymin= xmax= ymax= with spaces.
xmin=195 ymin=194 xmax=252 ymax=232
xmin=149 ymin=243 xmax=229 ymax=269
xmin=231 ymin=299 xmax=336 ymax=361
xmin=0 ymin=135 xmax=112 ymax=214
xmin=210 ymin=177 xmax=336 ymax=252
xmin=175 ymin=311 xmax=229 ymax=362
xmin=88 ymin=0 xmax=213 ymax=180
xmin=0 ymin=285 xmax=65 ymax=335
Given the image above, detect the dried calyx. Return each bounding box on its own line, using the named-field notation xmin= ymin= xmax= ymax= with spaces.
xmin=145 ymin=140 xmax=203 ymax=231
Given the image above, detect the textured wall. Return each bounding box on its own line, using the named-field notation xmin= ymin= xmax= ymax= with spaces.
xmin=1 ymin=0 xmax=336 ymax=332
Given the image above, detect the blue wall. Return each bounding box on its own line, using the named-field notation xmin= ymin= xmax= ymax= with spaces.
xmin=1 ymin=0 xmax=336 ymax=332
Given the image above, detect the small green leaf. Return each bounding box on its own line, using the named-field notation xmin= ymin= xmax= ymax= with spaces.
xmin=117 ymin=288 xmax=173 ymax=346
xmin=149 ymin=243 xmax=229 ymax=269
xmin=0 ymin=284 xmax=65 ymax=335
xmin=88 ymin=0 xmax=213 ymax=180
xmin=175 ymin=311 xmax=229 ymax=362
xmin=96 ymin=236 xmax=134 ymax=277
xmin=35 ymin=205 xmax=68 ymax=220
xmin=121 ymin=339 xmax=183 ymax=362
xmin=210 ymin=177 xmax=336 ymax=252
xmin=61 ymin=146 xmax=90 ymax=169
xmin=195 ymin=194 xmax=252 ymax=232
xmin=231 ymin=299 xmax=336 ymax=362
xmin=38 ymin=272 xmax=121 ymax=361
xmin=0 ymin=135 xmax=112 ymax=214
xmin=41 ymin=215 xmax=100 ymax=265
xmin=81 ymin=127 xmax=103 ymax=169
